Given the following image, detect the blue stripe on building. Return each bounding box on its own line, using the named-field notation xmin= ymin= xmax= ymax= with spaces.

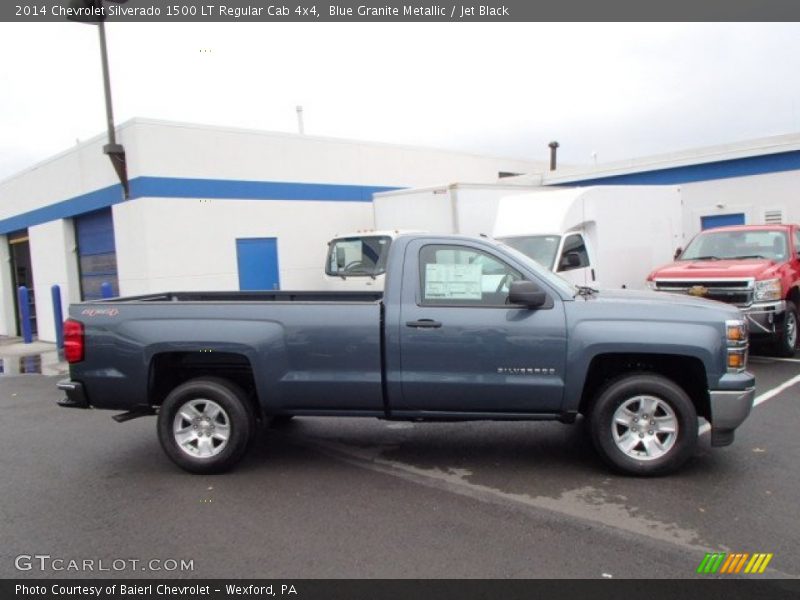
xmin=0 ymin=177 xmax=403 ymax=235
xmin=130 ymin=177 xmax=400 ymax=202
xmin=550 ymin=149 xmax=800 ymax=187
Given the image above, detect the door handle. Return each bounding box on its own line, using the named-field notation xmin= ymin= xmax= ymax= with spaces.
xmin=406 ymin=319 xmax=442 ymax=329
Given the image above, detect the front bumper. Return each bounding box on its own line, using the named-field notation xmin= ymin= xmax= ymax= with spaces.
xmin=742 ymin=300 xmax=786 ymax=337
xmin=708 ymin=385 xmax=755 ymax=446
xmin=56 ymin=379 xmax=90 ymax=409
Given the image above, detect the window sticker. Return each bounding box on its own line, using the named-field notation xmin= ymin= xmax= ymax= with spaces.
xmin=425 ymin=263 xmax=482 ymax=300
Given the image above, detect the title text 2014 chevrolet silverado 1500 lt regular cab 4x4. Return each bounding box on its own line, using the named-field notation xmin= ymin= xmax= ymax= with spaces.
xmin=57 ymin=234 xmax=755 ymax=476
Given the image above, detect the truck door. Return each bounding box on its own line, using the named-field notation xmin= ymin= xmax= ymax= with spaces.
xmin=396 ymin=240 xmax=567 ymax=414
xmin=556 ymin=232 xmax=593 ymax=287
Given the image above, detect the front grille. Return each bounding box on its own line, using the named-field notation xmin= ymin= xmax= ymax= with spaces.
xmin=654 ymin=280 xmax=754 ymax=307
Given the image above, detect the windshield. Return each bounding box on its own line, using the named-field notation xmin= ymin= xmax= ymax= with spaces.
xmin=680 ymin=230 xmax=789 ymax=261
xmin=327 ymin=236 xmax=391 ymax=277
xmin=497 ymin=235 xmax=561 ymax=270
xmin=494 ymin=241 xmax=577 ymax=297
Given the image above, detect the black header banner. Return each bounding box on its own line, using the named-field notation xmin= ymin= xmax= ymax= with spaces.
xmin=4 ymin=0 xmax=800 ymax=22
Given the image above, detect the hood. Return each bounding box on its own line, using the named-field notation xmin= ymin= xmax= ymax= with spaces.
xmin=649 ymin=259 xmax=779 ymax=280
xmin=580 ymin=288 xmax=742 ymax=319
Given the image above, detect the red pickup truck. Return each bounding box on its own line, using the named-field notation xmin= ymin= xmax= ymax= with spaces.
xmin=647 ymin=224 xmax=800 ymax=356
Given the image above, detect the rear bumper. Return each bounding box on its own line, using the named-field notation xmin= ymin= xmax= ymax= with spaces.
xmin=742 ymin=300 xmax=786 ymax=337
xmin=56 ymin=379 xmax=90 ymax=409
xmin=708 ymin=385 xmax=755 ymax=446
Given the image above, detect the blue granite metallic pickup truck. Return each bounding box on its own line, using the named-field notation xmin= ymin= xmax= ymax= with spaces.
xmin=57 ymin=234 xmax=755 ymax=476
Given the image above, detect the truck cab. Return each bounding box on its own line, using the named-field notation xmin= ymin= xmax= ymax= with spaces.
xmin=497 ymin=230 xmax=595 ymax=287
xmin=647 ymin=224 xmax=800 ymax=356
xmin=492 ymin=185 xmax=683 ymax=291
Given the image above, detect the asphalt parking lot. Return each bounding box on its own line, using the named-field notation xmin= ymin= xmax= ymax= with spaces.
xmin=0 ymin=357 xmax=798 ymax=579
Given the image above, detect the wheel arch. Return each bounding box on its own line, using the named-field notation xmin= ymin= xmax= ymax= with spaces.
xmin=148 ymin=351 xmax=264 ymax=422
xmin=578 ymin=353 xmax=710 ymax=422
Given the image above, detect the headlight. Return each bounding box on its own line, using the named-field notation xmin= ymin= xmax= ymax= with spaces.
xmin=754 ymin=278 xmax=782 ymax=302
xmin=646 ymin=280 xmax=657 ymax=290
xmin=726 ymin=320 xmax=747 ymax=343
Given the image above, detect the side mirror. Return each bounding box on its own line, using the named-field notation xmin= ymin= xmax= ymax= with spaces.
xmin=559 ymin=252 xmax=581 ymax=270
xmin=509 ymin=280 xmax=547 ymax=308
xmin=673 ymin=247 xmax=683 ymax=260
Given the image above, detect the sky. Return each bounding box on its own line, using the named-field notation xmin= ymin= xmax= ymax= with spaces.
xmin=1 ymin=21 xmax=800 ymax=179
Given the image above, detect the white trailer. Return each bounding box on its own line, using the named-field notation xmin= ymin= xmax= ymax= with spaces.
xmin=493 ymin=185 xmax=683 ymax=289
xmin=373 ymin=182 xmax=540 ymax=236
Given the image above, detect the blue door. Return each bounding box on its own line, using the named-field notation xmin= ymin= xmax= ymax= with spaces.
xmin=701 ymin=213 xmax=745 ymax=230
xmin=75 ymin=208 xmax=119 ymax=299
xmin=236 ymin=238 xmax=280 ymax=290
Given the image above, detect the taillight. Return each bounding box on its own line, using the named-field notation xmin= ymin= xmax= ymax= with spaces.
xmin=63 ymin=319 xmax=84 ymax=363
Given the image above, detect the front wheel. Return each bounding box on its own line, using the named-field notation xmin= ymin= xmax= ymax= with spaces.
xmin=774 ymin=301 xmax=798 ymax=357
xmin=589 ymin=373 xmax=698 ymax=476
xmin=158 ymin=377 xmax=255 ymax=474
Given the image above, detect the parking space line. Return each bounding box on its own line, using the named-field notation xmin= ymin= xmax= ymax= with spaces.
xmin=699 ymin=372 xmax=800 ymax=435
xmin=749 ymin=356 xmax=800 ymax=364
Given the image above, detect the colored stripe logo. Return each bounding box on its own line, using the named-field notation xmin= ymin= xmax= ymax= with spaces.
xmin=697 ymin=552 xmax=773 ymax=574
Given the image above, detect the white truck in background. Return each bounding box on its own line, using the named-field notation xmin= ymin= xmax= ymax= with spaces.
xmin=493 ymin=185 xmax=683 ymax=289
xmin=325 ymin=184 xmax=683 ymax=291
xmin=324 ymin=230 xmax=404 ymax=291
xmin=324 ymin=182 xmax=538 ymax=290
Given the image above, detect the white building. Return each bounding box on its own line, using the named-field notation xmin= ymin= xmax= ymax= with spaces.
xmin=0 ymin=118 xmax=539 ymax=343
xmin=535 ymin=133 xmax=800 ymax=241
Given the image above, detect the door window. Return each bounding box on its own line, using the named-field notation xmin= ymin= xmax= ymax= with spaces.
xmin=557 ymin=233 xmax=589 ymax=272
xmin=419 ymin=245 xmax=522 ymax=307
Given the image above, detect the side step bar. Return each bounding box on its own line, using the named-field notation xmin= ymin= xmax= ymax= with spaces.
xmin=112 ymin=408 xmax=156 ymax=423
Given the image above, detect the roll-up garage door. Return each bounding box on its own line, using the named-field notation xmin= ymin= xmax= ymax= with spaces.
xmin=75 ymin=208 xmax=119 ymax=300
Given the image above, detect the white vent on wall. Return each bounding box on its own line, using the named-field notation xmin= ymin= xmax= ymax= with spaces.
xmin=763 ymin=209 xmax=784 ymax=224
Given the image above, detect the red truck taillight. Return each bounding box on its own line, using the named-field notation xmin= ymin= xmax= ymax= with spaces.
xmin=63 ymin=319 xmax=85 ymax=363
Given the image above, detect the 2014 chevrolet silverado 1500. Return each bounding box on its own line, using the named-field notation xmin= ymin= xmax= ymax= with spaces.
xmin=57 ymin=234 xmax=755 ymax=476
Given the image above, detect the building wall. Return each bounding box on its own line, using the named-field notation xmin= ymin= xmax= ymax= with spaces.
xmin=28 ymin=220 xmax=82 ymax=343
xmin=0 ymin=235 xmax=15 ymax=336
xmin=113 ymin=197 xmax=375 ymax=295
xmin=0 ymin=133 xmax=126 ymax=228
xmin=128 ymin=119 xmax=536 ymax=187
xmin=679 ymin=170 xmax=800 ymax=241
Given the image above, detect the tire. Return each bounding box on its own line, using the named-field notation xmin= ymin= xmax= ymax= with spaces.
xmin=774 ymin=301 xmax=798 ymax=358
xmin=157 ymin=377 xmax=255 ymax=474
xmin=588 ymin=373 xmax=698 ymax=476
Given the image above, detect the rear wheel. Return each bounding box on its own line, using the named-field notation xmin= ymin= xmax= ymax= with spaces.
xmin=774 ymin=301 xmax=798 ymax=357
xmin=589 ymin=373 xmax=698 ymax=476
xmin=158 ymin=377 xmax=255 ymax=474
